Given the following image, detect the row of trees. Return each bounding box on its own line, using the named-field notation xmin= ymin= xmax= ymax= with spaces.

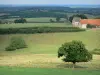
xmin=49 ymin=14 xmax=88 ymax=23
xmin=50 ymin=17 xmax=61 ymax=22
xmin=0 ymin=27 xmax=85 ymax=34
xmin=69 ymin=14 xmax=88 ymax=23
xmin=14 ymin=18 xmax=27 ymax=23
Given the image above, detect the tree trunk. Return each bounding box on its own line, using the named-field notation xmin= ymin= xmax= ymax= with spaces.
xmin=72 ymin=62 xmax=76 ymax=69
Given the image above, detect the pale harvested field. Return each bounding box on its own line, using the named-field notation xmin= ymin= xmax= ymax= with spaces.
xmin=0 ymin=54 xmax=100 ymax=69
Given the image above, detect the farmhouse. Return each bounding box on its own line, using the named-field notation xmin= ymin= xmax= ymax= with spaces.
xmin=72 ymin=17 xmax=81 ymax=27
xmin=80 ymin=19 xmax=100 ymax=28
xmin=73 ymin=19 xmax=100 ymax=29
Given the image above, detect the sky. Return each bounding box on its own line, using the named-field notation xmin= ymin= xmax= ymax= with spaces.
xmin=0 ymin=0 xmax=100 ymax=5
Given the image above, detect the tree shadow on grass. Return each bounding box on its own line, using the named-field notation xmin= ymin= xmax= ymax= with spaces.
xmin=56 ymin=63 xmax=88 ymax=69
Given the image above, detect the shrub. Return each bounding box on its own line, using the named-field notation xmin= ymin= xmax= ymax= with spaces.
xmin=91 ymin=49 xmax=100 ymax=55
xmin=50 ymin=19 xmax=55 ymax=23
xmin=5 ymin=37 xmax=27 ymax=51
xmin=87 ymin=24 xmax=96 ymax=28
xmin=5 ymin=46 xmax=16 ymax=51
xmin=56 ymin=17 xmax=61 ymax=22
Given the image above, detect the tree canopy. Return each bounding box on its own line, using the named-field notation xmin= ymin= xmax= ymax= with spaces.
xmin=58 ymin=40 xmax=92 ymax=68
xmin=56 ymin=17 xmax=61 ymax=22
xmin=69 ymin=14 xmax=88 ymax=23
xmin=14 ymin=18 xmax=27 ymax=23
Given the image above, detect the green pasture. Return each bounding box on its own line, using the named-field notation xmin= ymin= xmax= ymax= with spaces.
xmin=0 ymin=29 xmax=100 ymax=54
xmin=0 ymin=23 xmax=72 ymax=28
xmin=6 ymin=17 xmax=66 ymax=22
xmin=26 ymin=17 xmax=65 ymax=22
xmin=0 ymin=23 xmax=100 ymax=69
xmin=0 ymin=67 xmax=100 ymax=75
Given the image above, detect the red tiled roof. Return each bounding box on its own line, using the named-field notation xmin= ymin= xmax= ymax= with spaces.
xmin=80 ymin=19 xmax=100 ymax=26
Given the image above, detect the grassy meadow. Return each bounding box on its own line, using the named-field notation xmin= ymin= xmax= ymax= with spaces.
xmin=0 ymin=23 xmax=71 ymax=28
xmin=0 ymin=26 xmax=100 ymax=69
xmin=0 ymin=67 xmax=100 ymax=75
xmin=0 ymin=29 xmax=100 ymax=54
xmin=26 ymin=17 xmax=66 ymax=22
xmin=0 ymin=22 xmax=100 ymax=75
xmin=0 ymin=6 xmax=100 ymax=75
xmin=6 ymin=17 xmax=66 ymax=22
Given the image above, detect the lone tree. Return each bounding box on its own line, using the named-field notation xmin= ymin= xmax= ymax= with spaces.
xmin=58 ymin=40 xmax=92 ymax=68
xmin=50 ymin=19 xmax=55 ymax=23
xmin=56 ymin=17 xmax=61 ymax=22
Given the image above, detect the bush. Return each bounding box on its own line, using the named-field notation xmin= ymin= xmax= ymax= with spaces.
xmin=91 ymin=49 xmax=100 ymax=55
xmin=5 ymin=46 xmax=16 ymax=51
xmin=87 ymin=24 xmax=96 ymax=28
xmin=50 ymin=19 xmax=55 ymax=23
xmin=5 ymin=37 xmax=27 ymax=51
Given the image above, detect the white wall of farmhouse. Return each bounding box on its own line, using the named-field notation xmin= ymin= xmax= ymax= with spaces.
xmin=81 ymin=24 xmax=87 ymax=29
xmin=72 ymin=20 xmax=87 ymax=29
xmin=72 ymin=22 xmax=80 ymax=27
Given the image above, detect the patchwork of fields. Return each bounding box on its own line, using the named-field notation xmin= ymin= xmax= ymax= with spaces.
xmin=0 ymin=5 xmax=100 ymax=75
xmin=6 ymin=17 xmax=66 ymax=23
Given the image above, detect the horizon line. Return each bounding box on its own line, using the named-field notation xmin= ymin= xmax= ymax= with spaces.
xmin=0 ymin=4 xmax=100 ymax=5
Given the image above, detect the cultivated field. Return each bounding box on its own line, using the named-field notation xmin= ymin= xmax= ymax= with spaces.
xmin=0 ymin=23 xmax=71 ymax=28
xmin=6 ymin=17 xmax=66 ymax=22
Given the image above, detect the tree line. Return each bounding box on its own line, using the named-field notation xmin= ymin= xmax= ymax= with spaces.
xmin=0 ymin=27 xmax=86 ymax=34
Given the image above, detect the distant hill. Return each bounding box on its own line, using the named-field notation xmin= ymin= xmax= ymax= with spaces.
xmin=64 ymin=5 xmax=100 ymax=8
xmin=0 ymin=4 xmax=100 ymax=8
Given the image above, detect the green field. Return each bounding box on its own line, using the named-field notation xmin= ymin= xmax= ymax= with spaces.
xmin=6 ymin=17 xmax=66 ymax=22
xmin=26 ymin=17 xmax=66 ymax=22
xmin=0 ymin=7 xmax=100 ymax=75
xmin=0 ymin=23 xmax=71 ymax=28
xmin=0 ymin=30 xmax=100 ymax=53
xmin=0 ymin=67 xmax=100 ymax=75
xmin=0 ymin=29 xmax=100 ymax=69
xmin=0 ymin=22 xmax=100 ymax=70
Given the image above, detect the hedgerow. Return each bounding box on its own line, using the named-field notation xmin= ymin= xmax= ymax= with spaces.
xmin=0 ymin=27 xmax=86 ymax=34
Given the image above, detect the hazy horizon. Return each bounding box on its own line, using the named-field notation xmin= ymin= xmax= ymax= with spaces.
xmin=0 ymin=0 xmax=100 ymax=5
